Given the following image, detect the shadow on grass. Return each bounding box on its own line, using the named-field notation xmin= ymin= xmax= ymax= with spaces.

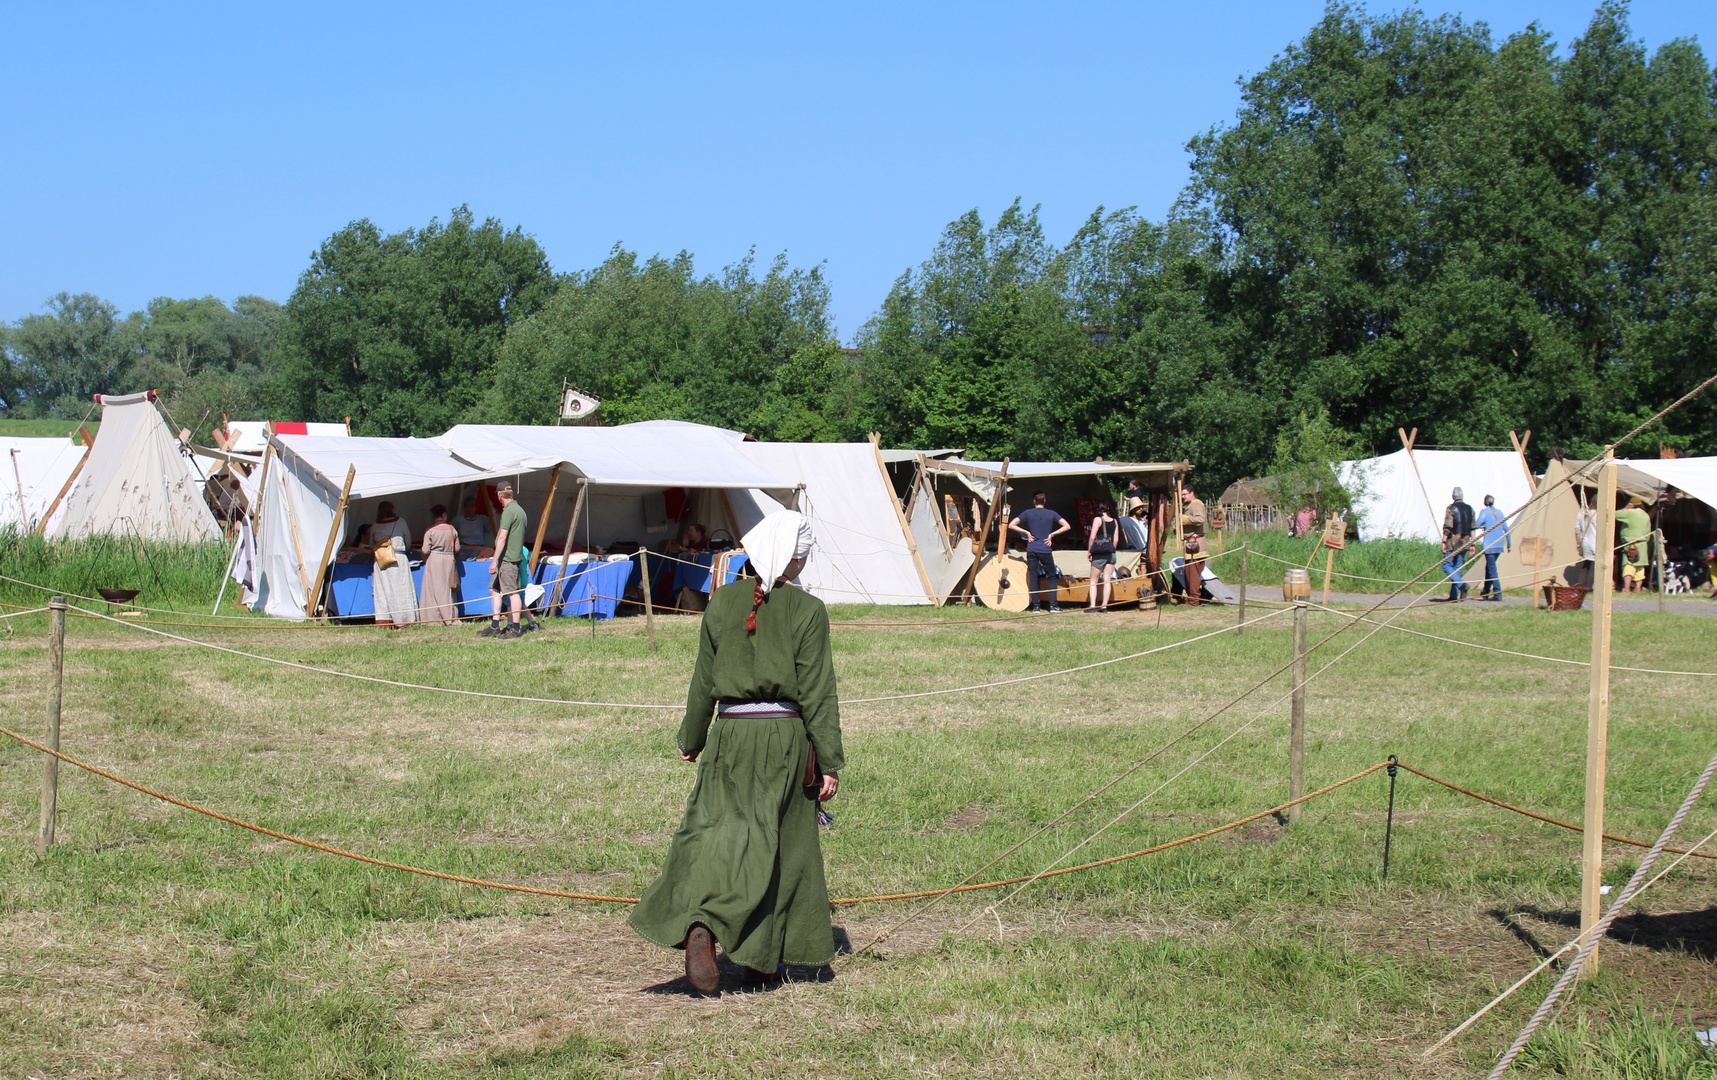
xmin=1489 ymin=905 xmax=1717 ymax=962
xmin=640 ymin=926 xmax=851 ymax=998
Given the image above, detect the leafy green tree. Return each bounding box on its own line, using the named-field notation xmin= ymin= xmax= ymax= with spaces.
xmin=0 ymin=293 xmax=137 ymax=417
xmin=276 ymin=207 xmax=555 ymax=436
xmin=1266 ymin=410 xmax=1369 ymax=525
xmin=488 ymin=247 xmax=835 ymax=435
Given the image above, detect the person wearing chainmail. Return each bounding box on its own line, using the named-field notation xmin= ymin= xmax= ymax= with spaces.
xmin=629 ymin=510 xmax=843 ymax=993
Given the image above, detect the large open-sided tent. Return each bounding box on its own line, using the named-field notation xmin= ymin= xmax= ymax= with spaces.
xmin=49 ymin=391 xmax=221 ymax=543
xmin=248 ymin=435 xmax=518 ymax=619
xmin=0 ymin=435 xmax=89 ymax=533
xmin=442 ymin=423 xmax=932 ymax=606
xmin=913 ymin=457 xmax=1189 ymax=606
xmin=250 ymin=421 xmax=800 ymax=620
xmin=1339 ymin=448 xmax=1535 ymax=544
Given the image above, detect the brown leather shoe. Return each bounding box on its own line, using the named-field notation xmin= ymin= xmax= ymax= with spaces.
xmin=743 ymin=965 xmax=781 ymax=984
xmin=685 ymin=924 xmax=719 ymax=994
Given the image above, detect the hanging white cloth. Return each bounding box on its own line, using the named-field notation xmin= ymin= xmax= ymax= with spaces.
xmin=232 ymin=518 xmax=257 ymax=593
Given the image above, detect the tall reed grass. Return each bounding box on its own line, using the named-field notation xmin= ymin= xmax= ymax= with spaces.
xmin=0 ymin=530 xmax=232 ymax=611
xmin=1207 ymin=527 xmax=1447 ymax=592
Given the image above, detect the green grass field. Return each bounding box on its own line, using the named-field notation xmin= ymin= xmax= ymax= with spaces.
xmin=1 ymin=593 xmax=1713 ymax=1078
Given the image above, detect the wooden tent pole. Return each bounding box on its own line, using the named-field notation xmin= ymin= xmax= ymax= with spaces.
xmin=1581 ymin=458 xmax=1617 ymax=973
xmin=957 ymin=458 xmax=1008 ymax=604
xmin=528 ymin=465 xmax=561 ymax=577
xmin=870 ymin=435 xmax=935 ymax=602
xmin=550 ymin=479 xmax=589 ymax=611
xmin=1509 ymin=430 xmax=1536 ymax=490
xmin=1400 ymin=427 xmax=1440 ymax=529
xmin=34 ymin=428 xmax=95 ymax=535
xmin=306 ymin=466 xmax=356 ymax=620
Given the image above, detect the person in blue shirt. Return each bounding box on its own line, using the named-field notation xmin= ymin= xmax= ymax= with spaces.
xmin=1008 ymin=491 xmax=1071 ymax=613
xmin=1474 ymin=494 xmax=1512 ymax=601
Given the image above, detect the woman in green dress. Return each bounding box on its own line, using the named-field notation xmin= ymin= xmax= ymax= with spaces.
xmin=629 ymin=510 xmax=843 ymax=993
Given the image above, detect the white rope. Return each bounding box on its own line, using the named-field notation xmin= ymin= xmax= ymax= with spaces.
xmin=1425 ymin=821 xmax=1717 ymax=1058
xmin=70 ymin=602 xmax=1288 ymax=711
xmin=1487 ymin=747 xmax=1717 ymax=1077
xmin=1306 ymin=602 xmax=1717 ymax=677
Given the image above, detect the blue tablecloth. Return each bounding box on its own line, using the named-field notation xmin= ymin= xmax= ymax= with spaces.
xmin=534 ymin=558 xmax=632 ymax=620
xmin=670 ymin=551 xmax=749 ymax=593
xmin=327 ymin=558 xmax=493 ymax=619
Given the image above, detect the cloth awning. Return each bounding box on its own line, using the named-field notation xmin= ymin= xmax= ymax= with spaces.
xmin=923 ymin=458 xmax=1187 ymax=502
xmin=271 ymin=435 xmax=516 ymax=500
xmin=436 ymin=420 xmax=796 ymax=498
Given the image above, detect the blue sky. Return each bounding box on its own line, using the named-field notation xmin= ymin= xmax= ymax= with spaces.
xmin=2 ymin=1 xmax=1711 ymax=341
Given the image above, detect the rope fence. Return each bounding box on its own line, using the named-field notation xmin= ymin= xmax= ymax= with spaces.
xmin=3 ymin=721 xmax=1706 ymax=913
xmin=58 ymin=602 xmax=1290 ymax=710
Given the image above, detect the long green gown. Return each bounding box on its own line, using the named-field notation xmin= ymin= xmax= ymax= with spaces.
xmin=628 ymin=577 xmax=845 ymax=969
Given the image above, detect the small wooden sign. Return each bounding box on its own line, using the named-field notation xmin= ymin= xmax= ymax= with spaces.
xmin=1321 ymin=515 xmax=1346 ymax=550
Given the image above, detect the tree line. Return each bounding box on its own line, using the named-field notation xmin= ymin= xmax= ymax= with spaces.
xmin=2 ymin=3 xmax=1711 ymax=494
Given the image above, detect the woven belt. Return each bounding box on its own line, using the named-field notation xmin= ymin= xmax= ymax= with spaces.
xmin=716 ymin=700 xmax=801 ymax=719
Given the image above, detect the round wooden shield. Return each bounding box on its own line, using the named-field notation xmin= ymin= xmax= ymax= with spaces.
xmin=971 ymin=552 xmax=1031 ymax=611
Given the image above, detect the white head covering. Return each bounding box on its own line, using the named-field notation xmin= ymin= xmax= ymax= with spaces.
xmin=1452 ymin=486 xmax=1464 ymax=501
xmin=742 ymin=510 xmax=814 ymax=596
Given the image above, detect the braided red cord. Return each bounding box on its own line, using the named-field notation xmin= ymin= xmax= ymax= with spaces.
xmin=746 ymin=581 xmax=764 ymax=632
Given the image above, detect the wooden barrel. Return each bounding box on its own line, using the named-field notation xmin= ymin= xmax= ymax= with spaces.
xmin=1282 ymin=568 xmax=1311 ymax=601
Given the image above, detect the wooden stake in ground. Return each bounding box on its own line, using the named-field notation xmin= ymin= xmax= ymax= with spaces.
xmin=1582 ymin=457 xmax=1617 ymax=972
xmin=1237 ymin=542 xmax=1249 ymax=633
xmin=38 ymin=597 xmax=66 ymax=852
xmin=1289 ymin=599 xmax=1307 ymax=825
xmin=1322 ymin=546 xmax=1335 ymax=605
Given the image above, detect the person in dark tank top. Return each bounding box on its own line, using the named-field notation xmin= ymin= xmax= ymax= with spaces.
xmin=1086 ymin=500 xmax=1120 ymax=611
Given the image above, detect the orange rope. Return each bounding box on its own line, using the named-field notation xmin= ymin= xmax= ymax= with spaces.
xmin=1394 ymin=763 xmax=1717 ymax=861
xmin=7 ymin=723 xmax=1706 ymax=909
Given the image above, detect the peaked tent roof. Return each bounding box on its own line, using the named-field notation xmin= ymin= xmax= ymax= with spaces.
xmin=50 ymin=392 xmax=221 ymax=542
xmin=1339 ymin=449 xmax=1535 ymax=543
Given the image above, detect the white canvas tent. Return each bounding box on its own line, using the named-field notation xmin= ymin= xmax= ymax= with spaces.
xmin=223 ymin=420 xmax=349 ymax=454
xmin=1339 ymin=449 xmax=1534 ymax=544
xmin=50 ymin=391 xmax=221 ymax=542
xmin=731 ymin=441 xmax=933 ymax=605
xmin=916 ymin=457 xmax=1188 ymax=606
xmin=252 ymin=421 xmax=800 ymax=620
xmin=249 ymin=435 xmax=524 ymax=619
xmin=1623 ymin=457 xmax=1717 ymax=510
xmin=0 ymin=436 xmax=89 ymax=533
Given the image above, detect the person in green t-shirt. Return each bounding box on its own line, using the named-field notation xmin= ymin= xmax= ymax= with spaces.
xmin=481 ymin=482 xmax=529 ymax=638
xmin=1614 ymin=495 xmax=1652 ymax=594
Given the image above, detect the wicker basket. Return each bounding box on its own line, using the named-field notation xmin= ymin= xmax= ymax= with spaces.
xmin=1543 ymin=585 xmax=1589 ymax=611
